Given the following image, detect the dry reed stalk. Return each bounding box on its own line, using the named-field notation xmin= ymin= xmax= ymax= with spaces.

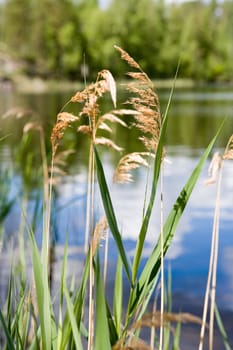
xmin=70 ymin=69 xmax=121 ymax=350
xmin=199 ymin=151 xmax=224 ymax=350
xmin=159 ymin=163 xmax=164 ymax=350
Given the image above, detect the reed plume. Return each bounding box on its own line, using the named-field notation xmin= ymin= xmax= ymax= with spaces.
xmin=114 ymin=46 xmax=166 ymax=350
xmin=223 ymin=134 xmax=233 ymax=160
xmin=114 ymin=45 xmax=162 ymax=155
xmin=51 ymin=112 xmax=78 ymax=156
xmin=113 ymin=152 xmax=152 ymax=183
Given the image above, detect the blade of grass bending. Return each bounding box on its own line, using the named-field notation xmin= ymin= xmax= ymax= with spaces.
xmin=173 ymin=322 xmax=181 ymax=350
xmin=28 ymin=227 xmax=52 ymax=350
xmin=61 ymin=249 xmax=90 ymax=348
xmin=113 ymin=255 xmax=123 ymax=337
xmin=0 ymin=308 xmax=15 ymax=350
xmin=132 ymin=69 xmax=177 ymax=283
xmin=214 ymin=303 xmax=232 ymax=350
xmin=9 ymin=284 xmax=27 ymax=344
xmin=94 ymin=146 xmax=131 ymax=283
xmin=64 ymin=285 xmax=83 ymax=350
xmin=57 ymin=241 xmax=68 ymax=349
xmin=105 ymin=301 xmax=119 ymax=346
xmin=133 ymin=121 xmax=225 ymax=315
xmin=94 ymin=253 xmax=112 ymax=350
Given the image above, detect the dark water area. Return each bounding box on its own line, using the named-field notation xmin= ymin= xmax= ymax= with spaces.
xmin=1 ymin=83 xmax=233 ymax=347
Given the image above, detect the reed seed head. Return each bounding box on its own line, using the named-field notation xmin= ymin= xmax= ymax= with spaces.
xmin=223 ymin=134 xmax=233 ymax=160
xmin=51 ymin=112 xmax=78 ymax=156
xmin=113 ymin=152 xmax=152 ymax=183
xmin=115 ymin=46 xmax=162 ymax=154
xmin=91 ymin=216 xmax=108 ymax=256
xmin=204 ymin=152 xmax=222 ymax=185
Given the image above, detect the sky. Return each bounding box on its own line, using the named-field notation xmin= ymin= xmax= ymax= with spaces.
xmin=98 ymin=0 xmax=110 ymax=9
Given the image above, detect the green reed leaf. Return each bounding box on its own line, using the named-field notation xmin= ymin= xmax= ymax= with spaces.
xmin=61 ymin=249 xmax=90 ymax=348
xmin=94 ymin=146 xmax=131 ymax=283
xmin=113 ymin=255 xmax=123 ymax=337
xmin=57 ymin=242 xmax=68 ymax=349
xmin=0 ymin=308 xmax=16 ymax=350
xmin=28 ymin=227 xmax=52 ymax=350
xmin=94 ymin=253 xmax=112 ymax=350
xmin=64 ymin=285 xmax=83 ymax=350
xmin=132 ymin=120 xmax=225 ymax=316
xmin=214 ymin=303 xmax=232 ymax=350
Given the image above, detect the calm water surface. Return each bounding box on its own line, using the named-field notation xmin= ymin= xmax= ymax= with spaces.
xmin=1 ymin=84 xmax=233 ymax=346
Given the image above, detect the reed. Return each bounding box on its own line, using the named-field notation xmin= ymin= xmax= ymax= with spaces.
xmin=0 ymin=47 xmax=231 ymax=350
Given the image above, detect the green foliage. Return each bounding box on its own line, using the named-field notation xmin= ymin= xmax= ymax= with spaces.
xmin=1 ymin=0 xmax=233 ymax=81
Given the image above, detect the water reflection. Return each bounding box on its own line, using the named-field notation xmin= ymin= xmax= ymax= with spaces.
xmin=0 ymin=86 xmax=233 ymax=329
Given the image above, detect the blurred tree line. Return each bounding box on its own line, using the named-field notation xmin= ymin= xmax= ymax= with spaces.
xmin=0 ymin=0 xmax=233 ymax=81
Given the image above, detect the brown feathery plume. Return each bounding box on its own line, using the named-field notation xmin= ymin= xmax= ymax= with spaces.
xmin=3 ymin=107 xmax=34 ymax=119
xmin=132 ymin=311 xmax=203 ymax=330
xmin=95 ymin=137 xmax=123 ymax=152
xmin=115 ymin=46 xmax=162 ymax=155
xmin=49 ymin=150 xmax=75 ymax=185
xmin=71 ymin=70 xmax=117 ymax=142
xmin=113 ymin=338 xmax=152 ymax=350
xmin=223 ymin=134 xmax=233 ymax=160
xmin=23 ymin=121 xmax=42 ymax=133
xmin=114 ymin=45 xmax=142 ymax=71
xmin=204 ymin=152 xmax=222 ymax=185
xmin=98 ymin=69 xmax=117 ymax=108
xmin=51 ymin=112 xmax=78 ymax=156
xmin=113 ymin=152 xmax=153 ymax=183
xmin=91 ymin=216 xmax=108 ymax=257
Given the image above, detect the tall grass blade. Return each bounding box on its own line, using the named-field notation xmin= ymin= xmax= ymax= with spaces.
xmin=214 ymin=303 xmax=232 ymax=350
xmin=64 ymin=285 xmax=84 ymax=350
xmin=173 ymin=322 xmax=181 ymax=350
xmin=57 ymin=241 xmax=68 ymax=349
xmin=28 ymin=227 xmax=52 ymax=349
xmin=61 ymin=249 xmax=90 ymax=348
xmin=105 ymin=301 xmax=118 ymax=346
xmin=132 ymin=121 xmax=225 ymax=315
xmin=94 ymin=146 xmax=131 ymax=283
xmin=113 ymin=255 xmax=123 ymax=337
xmin=94 ymin=253 xmax=112 ymax=350
xmin=0 ymin=308 xmax=16 ymax=350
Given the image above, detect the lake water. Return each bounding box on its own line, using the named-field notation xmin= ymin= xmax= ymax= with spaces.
xmin=0 ymin=83 xmax=233 ymax=347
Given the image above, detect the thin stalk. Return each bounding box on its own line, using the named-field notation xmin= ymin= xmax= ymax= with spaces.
xmin=45 ymin=155 xmax=54 ymax=262
xmin=103 ymin=230 xmax=109 ymax=290
xmin=150 ymin=291 xmax=158 ymax=349
xmin=39 ymin=127 xmax=49 ymax=210
xmin=142 ymin=153 xmax=153 ymax=219
xmin=87 ymin=143 xmax=95 ymax=350
xmin=199 ymin=160 xmax=223 ymax=350
xmin=159 ymin=162 xmax=164 ymax=350
xmin=209 ymin=161 xmax=223 ymax=350
xmin=85 ymin=146 xmax=93 ymax=253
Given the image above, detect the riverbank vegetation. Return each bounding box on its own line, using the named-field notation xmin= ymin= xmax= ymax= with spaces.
xmin=0 ymin=46 xmax=232 ymax=349
xmin=1 ymin=0 xmax=233 ymax=83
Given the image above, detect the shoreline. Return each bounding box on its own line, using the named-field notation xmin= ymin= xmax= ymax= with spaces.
xmin=2 ymin=74 xmax=233 ymax=94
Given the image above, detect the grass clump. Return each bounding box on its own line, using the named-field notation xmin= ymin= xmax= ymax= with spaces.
xmin=0 ymin=47 xmax=232 ymax=349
